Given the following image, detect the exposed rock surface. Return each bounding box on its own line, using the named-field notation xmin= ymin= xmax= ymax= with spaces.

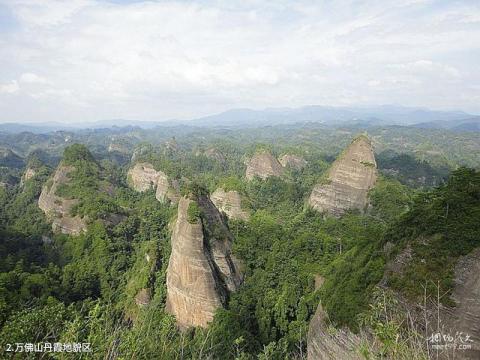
xmin=441 ymin=248 xmax=480 ymax=359
xmin=279 ymin=154 xmax=307 ymax=170
xmin=165 ymin=196 xmax=242 ymax=329
xmin=210 ymin=188 xmax=249 ymax=221
xmin=245 ymin=151 xmax=284 ymax=180
xmin=38 ymin=165 xmax=87 ymax=235
xmin=128 ymin=163 xmax=160 ymax=192
xmin=309 ymin=135 xmax=377 ymax=216
xmin=307 ymin=303 xmax=362 ymax=360
xmin=382 ymin=241 xmax=480 ymax=359
xmin=128 ymin=162 xmax=179 ymax=203
xmin=307 ymin=274 xmax=362 ymax=359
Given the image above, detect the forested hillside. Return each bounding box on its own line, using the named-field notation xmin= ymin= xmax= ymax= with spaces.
xmin=0 ymin=124 xmax=478 ymax=359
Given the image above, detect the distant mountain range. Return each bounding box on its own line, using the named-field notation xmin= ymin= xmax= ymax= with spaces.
xmin=412 ymin=117 xmax=480 ymax=132
xmin=1 ymin=105 xmax=479 ymax=134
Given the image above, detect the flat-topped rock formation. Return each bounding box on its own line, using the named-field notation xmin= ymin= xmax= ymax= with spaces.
xmin=245 ymin=151 xmax=284 ymax=180
xmin=279 ymin=154 xmax=307 ymax=170
xmin=309 ymin=135 xmax=377 ymax=216
xmin=38 ymin=165 xmax=87 ymax=235
xmin=165 ymin=196 xmax=242 ymax=329
xmin=128 ymin=162 xmax=179 ymax=203
xmin=210 ymin=188 xmax=249 ymax=221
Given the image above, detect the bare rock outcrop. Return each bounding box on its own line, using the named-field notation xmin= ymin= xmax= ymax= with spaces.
xmin=440 ymin=248 xmax=480 ymax=359
xmin=127 ymin=163 xmax=160 ymax=192
xmin=307 ymin=303 xmax=362 ymax=360
xmin=38 ymin=165 xmax=87 ymax=235
xmin=308 ymin=275 xmax=362 ymax=359
xmin=210 ymin=188 xmax=249 ymax=221
xmin=165 ymin=196 xmax=242 ymax=329
xmin=279 ymin=154 xmax=307 ymax=170
xmin=128 ymin=162 xmax=179 ymax=203
xmin=245 ymin=151 xmax=284 ymax=180
xmin=308 ymin=135 xmax=377 ymax=216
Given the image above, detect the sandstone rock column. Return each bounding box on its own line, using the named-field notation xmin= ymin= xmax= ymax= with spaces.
xmin=308 ymin=135 xmax=377 ymax=216
xmin=165 ymin=196 xmax=242 ymax=329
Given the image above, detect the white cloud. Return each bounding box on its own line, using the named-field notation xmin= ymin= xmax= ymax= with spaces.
xmin=0 ymin=0 xmax=479 ymax=122
xmin=20 ymin=72 xmax=49 ymax=84
xmin=0 ymin=80 xmax=19 ymax=94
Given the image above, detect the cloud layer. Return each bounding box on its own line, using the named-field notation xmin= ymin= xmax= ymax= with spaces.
xmin=0 ymin=0 xmax=479 ymax=123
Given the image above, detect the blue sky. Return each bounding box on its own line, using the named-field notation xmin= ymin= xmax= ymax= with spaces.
xmin=0 ymin=0 xmax=479 ymax=123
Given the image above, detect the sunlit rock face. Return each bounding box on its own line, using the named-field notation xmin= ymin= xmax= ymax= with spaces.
xmin=245 ymin=151 xmax=284 ymax=180
xmin=165 ymin=196 xmax=242 ymax=329
xmin=38 ymin=165 xmax=87 ymax=235
xmin=127 ymin=162 xmax=160 ymax=192
xmin=128 ymin=162 xmax=179 ymax=204
xmin=308 ymin=135 xmax=377 ymax=216
xmin=279 ymin=154 xmax=307 ymax=170
xmin=210 ymin=188 xmax=249 ymax=221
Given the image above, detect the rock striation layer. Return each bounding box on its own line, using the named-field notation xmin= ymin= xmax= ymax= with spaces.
xmin=165 ymin=196 xmax=242 ymax=329
xmin=279 ymin=154 xmax=307 ymax=170
xmin=308 ymin=135 xmax=377 ymax=216
xmin=38 ymin=165 xmax=87 ymax=235
xmin=307 ymin=303 xmax=362 ymax=360
xmin=245 ymin=151 xmax=284 ymax=180
xmin=128 ymin=162 xmax=179 ymax=203
xmin=210 ymin=188 xmax=249 ymax=221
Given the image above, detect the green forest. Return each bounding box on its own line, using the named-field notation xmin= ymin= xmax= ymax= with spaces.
xmin=0 ymin=124 xmax=479 ymax=359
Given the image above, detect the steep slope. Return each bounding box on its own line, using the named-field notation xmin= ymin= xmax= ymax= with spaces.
xmin=442 ymin=248 xmax=480 ymax=359
xmin=127 ymin=162 xmax=161 ymax=192
xmin=307 ymin=303 xmax=362 ymax=360
xmin=165 ymin=195 xmax=242 ymax=329
xmin=210 ymin=188 xmax=249 ymax=221
xmin=0 ymin=147 xmax=24 ymax=168
xmin=380 ymin=168 xmax=480 ymax=359
xmin=309 ymin=135 xmax=377 ymax=216
xmin=245 ymin=151 xmax=284 ymax=180
xmin=38 ymin=165 xmax=87 ymax=235
xmin=38 ymin=144 xmax=122 ymax=235
xmin=127 ymin=162 xmax=179 ymax=203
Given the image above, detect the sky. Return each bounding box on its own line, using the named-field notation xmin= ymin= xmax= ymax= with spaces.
xmin=0 ymin=0 xmax=479 ymax=123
